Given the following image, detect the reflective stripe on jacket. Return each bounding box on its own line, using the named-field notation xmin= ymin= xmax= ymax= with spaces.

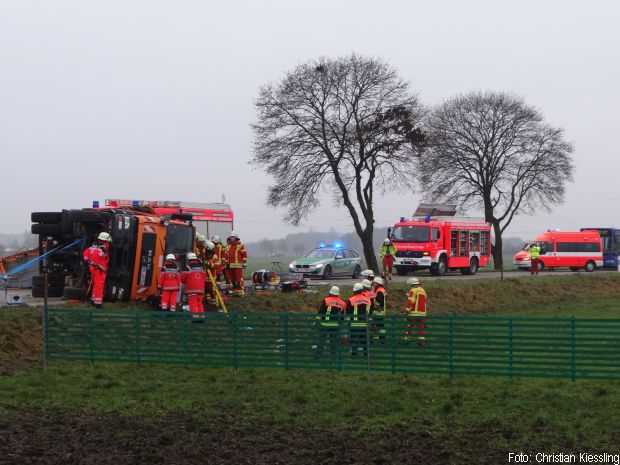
xmin=158 ymin=269 xmax=181 ymax=291
xmin=226 ymin=242 xmax=247 ymax=268
xmin=374 ymin=286 xmax=387 ymax=315
xmin=181 ymin=270 xmax=206 ymax=295
xmin=83 ymin=244 xmax=109 ymax=273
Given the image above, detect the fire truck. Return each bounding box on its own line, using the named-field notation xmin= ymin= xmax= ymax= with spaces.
xmin=388 ymin=204 xmax=492 ymax=276
xmin=30 ymin=205 xmax=197 ymax=302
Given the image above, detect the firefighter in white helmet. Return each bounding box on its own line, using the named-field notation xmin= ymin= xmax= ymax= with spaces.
xmin=314 ymin=286 xmax=346 ymax=359
xmin=211 ymin=235 xmax=227 ymax=284
xmin=203 ymin=240 xmax=221 ymax=306
xmin=345 ymin=282 xmax=371 ymax=356
xmin=405 ymin=277 xmax=427 ymax=345
xmin=82 ymin=232 xmax=112 ymax=308
xmin=224 ymin=231 xmax=247 ymax=296
xmin=158 ymin=254 xmax=180 ymax=311
xmin=380 ymin=237 xmax=397 ymax=280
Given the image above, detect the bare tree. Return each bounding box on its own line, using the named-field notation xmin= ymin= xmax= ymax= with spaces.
xmin=252 ymin=54 xmax=425 ymax=271
xmin=420 ymin=91 xmax=574 ymax=269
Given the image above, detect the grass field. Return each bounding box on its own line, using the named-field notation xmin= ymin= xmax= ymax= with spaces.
xmin=1 ymin=275 xmax=619 ymax=464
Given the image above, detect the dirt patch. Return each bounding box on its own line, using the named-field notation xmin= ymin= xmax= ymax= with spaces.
xmin=0 ymin=308 xmax=42 ymax=371
xmin=0 ymin=408 xmax=501 ymax=465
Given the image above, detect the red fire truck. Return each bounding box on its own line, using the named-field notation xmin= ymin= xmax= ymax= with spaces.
xmin=388 ymin=204 xmax=492 ymax=276
xmin=103 ymin=199 xmax=234 ymax=240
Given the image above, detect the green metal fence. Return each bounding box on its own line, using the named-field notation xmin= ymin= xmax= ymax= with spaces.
xmin=44 ymin=309 xmax=620 ymax=380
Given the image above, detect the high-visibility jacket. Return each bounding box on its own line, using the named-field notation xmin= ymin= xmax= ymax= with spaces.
xmin=181 ymin=269 xmax=206 ymax=295
xmin=346 ymin=293 xmax=371 ymax=327
xmin=406 ymin=286 xmax=427 ymax=316
xmin=374 ymin=286 xmax=387 ymax=315
xmin=204 ymin=251 xmax=221 ymax=272
xmin=529 ymin=245 xmax=541 ymax=259
xmin=225 ymin=241 xmax=247 ymax=269
xmin=316 ymin=295 xmax=346 ymax=327
xmin=83 ymin=244 xmax=109 ymax=272
xmin=158 ymin=266 xmax=181 ymax=291
xmin=195 ymin=243 xmax=208 ymax=263
xmin=362 ymin=289 xmax=375 ymax=313
xmin=380 ymin=243 xmax=397 ymax=259
xmin=214 ymin=242 xmax=227 ymax=266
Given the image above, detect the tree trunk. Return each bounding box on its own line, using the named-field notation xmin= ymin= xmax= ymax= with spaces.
xmin=360 ymin=228 xmax=379 ymax=273
xmin=491 ymin=221 xmax=503 ymax=270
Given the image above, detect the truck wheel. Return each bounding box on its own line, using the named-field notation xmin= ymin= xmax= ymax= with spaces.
xmin=585 ymin=261 xmax=596 ymax=272
xmin=395 ymin=266 xmax=408 ymax=276
xmin=74 ymin=210 xmax=106 ymax=223
xmin=431 ymin=257 xmax=447 ymax=276
xmin=63 ymin=287 xmax=88 ymax=301
xmin=460 ymin=258 xmax=479 ymax=275
xmin=31 ymin=212 xmax=62 ymax=223
xmin=32 ymin=286 xmax=63 ymax=298
xmin=31 ymin=223 xmax=62 ymax=235
xmin=32 ymin=274 xmax=65 ymax=287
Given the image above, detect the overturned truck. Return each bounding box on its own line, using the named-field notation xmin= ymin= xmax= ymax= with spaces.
xmin=31 ymin=208 xmax=195 ymax=302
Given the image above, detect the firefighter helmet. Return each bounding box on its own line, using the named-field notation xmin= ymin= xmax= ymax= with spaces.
xmin=97 ymin=232 xmax=112 ymax=242
xmin=212 ymin=235 xmax=221 ymax=243
xmin=383 ymin=238 xmax=390 ymax=244
xmin=196 ymin=234 xmax=206 ymax=243
xmin=361 ymin=269 xmax=375 ymax=279
xmin=362 ymin=279 xmax=372 ymax=289
xmin=205 ymin=240 xmax=215 ymax=251
xmin=186 ymin=252 xmax=198 ymax=261
xmin=353 ymin=283 xmax=364 ymax=292
xmin=229 ymin=231 xmax=238 ymax=239
xmin=407 ymin=277 xmax=420 ymax=286
xmin=165 ymin=254 xmax=176 ymax=261
xmin=373 ymin=277 xmax=384 ymax=285
xmin=329 ymin=286 xmax=340 ymax=296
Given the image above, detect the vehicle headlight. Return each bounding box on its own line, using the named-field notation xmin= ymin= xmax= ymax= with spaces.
xmin=289 ymin=263 xmax=296 ymax=270
xmin=315 ymin=263 xmax=323 ymax=268
xmin=423 ymin=252 xmax=430 ymax=256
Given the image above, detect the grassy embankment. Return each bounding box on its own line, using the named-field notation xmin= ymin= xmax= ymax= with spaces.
xmin=0 ymin=274 xmax=619 ymax=463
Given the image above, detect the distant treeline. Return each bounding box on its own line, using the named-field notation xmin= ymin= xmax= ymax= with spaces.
xmin=244 ymin=230 xmax=526 ymax=258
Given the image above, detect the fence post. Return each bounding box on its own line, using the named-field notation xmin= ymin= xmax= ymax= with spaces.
xmin=366 ymin=313 xmax=371 ymax=384
xmin=391 ymin=314 xmax=397 ymax=375
xmin=571 ymin=316 xmax=576 ymax=382
xmin=135 ymin=311 xmax=142 ymax=366
xmin=232 ymin=313 xmax=239 ymax=370
xmin=509 ymin=317 xmax=513 ymax=379
xmin=183 ymin=313 xmax=189 ymax=367
xmin=283 ymin=313 xmax=289 ymax=370
xmin=448 ymin=316 xmax=453 ymax=378
xmin=88 ymin=307 xmax=94 ymax=364
xmin=42 ymin=303 xmax=49 ymax=370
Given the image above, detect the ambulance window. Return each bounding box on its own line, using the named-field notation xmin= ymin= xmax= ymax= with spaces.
xmin=539 ymin=242 xmax=553 ymax=254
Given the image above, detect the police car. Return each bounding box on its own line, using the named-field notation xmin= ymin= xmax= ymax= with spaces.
xmin=288 ymin=244 xmax=362 ymax=279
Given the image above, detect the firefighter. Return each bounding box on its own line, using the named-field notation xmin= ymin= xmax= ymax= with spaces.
xmin=529 ymin=242 xmax=541 ymax=275
xmin=380 ymin=238 xmax=397 ymax=280
xmin=314 ymin=286 xmax=346 ymax=359
xmin=361 ymin=279 xmax=375 ymax=313
xmin=224 ymin=231 xmax=247 ymax=297
xmin=203 ymin=240 xmax=221 ymax=306
xmin=181 ymin=252 xmax=206 ymax=316
xmin=82 ymin=232 xmax=112 ymax=308
xmin=345 ymin=282 xmax=371 ymax=357
xmin=158 ymin=254 xmax=181 ymax=311
xmin=372 ymin=277 xmax=387 ymax=342
xmin=212 ymin=235 xmax=227 ymax=284
xmin=404 ymin=277 xmax=427 ymax=345
xmin=195 ymin=234 xmax=208 ymax=262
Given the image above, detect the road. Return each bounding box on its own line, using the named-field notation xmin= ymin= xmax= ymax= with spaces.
xmin=1 ymin=269 xmax=613 ymax=307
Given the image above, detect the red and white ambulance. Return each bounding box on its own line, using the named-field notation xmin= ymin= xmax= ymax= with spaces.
xmin=512 ymin=230 xmax=603 ymax=272
xmin=389 ymin=204 xmax=492 ymax=276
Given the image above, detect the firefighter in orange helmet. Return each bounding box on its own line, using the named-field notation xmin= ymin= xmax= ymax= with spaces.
xmin=82 ymin=232 xmax=112 ymax=308
xmin=404 ymin=277 xmax=427 ymax=345
xmin=212 ymin=235 xmax=227 ymax=285
xmin=224 ymin=231 xmax=247 ymax=297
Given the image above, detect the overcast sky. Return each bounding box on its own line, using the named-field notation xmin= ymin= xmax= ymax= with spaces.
xmin=1 ymin=0 xmax=618 ymax=242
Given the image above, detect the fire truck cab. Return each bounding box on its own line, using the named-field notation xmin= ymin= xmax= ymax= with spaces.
xmin=389 ymin=204 xmax=492 ymax=276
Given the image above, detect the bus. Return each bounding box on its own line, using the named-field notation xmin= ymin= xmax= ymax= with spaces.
xmin=580 ymin=228 xmax=620 ymax=269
